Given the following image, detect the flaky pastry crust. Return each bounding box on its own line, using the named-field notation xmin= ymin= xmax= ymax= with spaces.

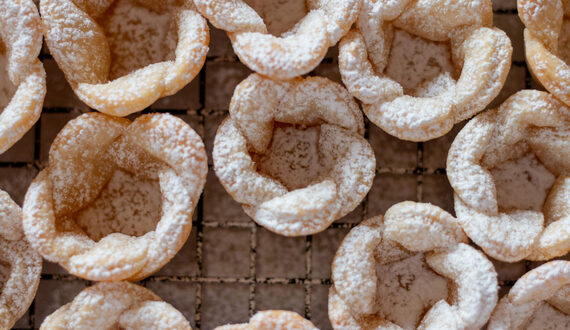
xmin=329 ymin=202 xmax=498 ymax=330
xmin=338 ymin=0 xmax=512 ymax=141
xmin=0 ymin=0 xmax=46 ymax=154
xmin=448 ymin=90 xmax=570 ymax=262
xmin=0 ymin=190 xmax=42 ymax=329
xmin=41 ymin=282 xmax=192 ymax=329
xmin=194 ymin=0 xmax=360 ymax=80
xmin=215 ymin=310 xmax=317 ymax=330
xmin=519 ymin=0 xmax=570 ymax=106
xmin=40 ymin=0 xmax=209 ymax=116
xmin=213 ymin=74 xmax=375 ymax=236
xmin=488 ymin=260 xmax=570 ymax=329
xmin=23 ymin=112 xmax=207 ymax=281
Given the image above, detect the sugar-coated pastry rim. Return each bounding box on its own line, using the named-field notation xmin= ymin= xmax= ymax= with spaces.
xmin=213 ymin=74 xmax=375 ymax=236
xmin=488 ymin=260 xmax=570 ymax=329
xmin=0 ymin=0 xmax=46 ymax=155
xmin=447 ymin=90 xmax=570 ymax=262
xmin=338 ymin=0 xmax=512 ymax=141
xmin=40 ymin=281 xmax=192 ymax=329
xmin=329 ymin=202 xmax=498 ymax=330
xmin=40 ymin=0 xmax=209 ymax=117
xmin=23 ymin=112 xmax=208 ymax=281
xmin=519 ymin=0 xmax=570 ymax=106
xmin=0 ymin=190 xmax=42 ymax=329
xmin=215 ymin=310 xmax=317 ymax=330
xmin=194 ymin=0 xmax=361 ymax=80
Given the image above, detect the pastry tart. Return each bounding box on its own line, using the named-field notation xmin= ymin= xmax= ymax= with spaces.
xmin=448 ymin=90 xmax=570 ymax=262
xmin=0 ymin=190 xmax=42 ymax=329
xmin=0 ymin=0 xmax=46 ymax=154
xmin=213 ymin=74 xmax=375 ymax=236
xmin=41 ymin=281 xmax=192 ymax=329
xmin=215 ymin=311 xmax=317 ymax=330
xmin=338 ymin=0 xmax=512 ymax=141
xmin=40 ymin=0 xmax=209 ymax=116
xmin=330 ymin=202 xmax=498 ymax=329
xmin=488 ymin=260 xmax=570 ymax=329
xmin=519 ymin=0 xmax=570 ymax=106
xmin=194 ymin=0 xmax=360 ymax=80
xmin=23 ymin=112 xmax=207 ymax=281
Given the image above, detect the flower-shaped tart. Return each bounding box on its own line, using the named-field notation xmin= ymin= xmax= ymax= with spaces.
xmin=0 ymin=0 xmax=46 ymax=154
xmin=0 ymin=190 xmax=42 ymax=329
xmin=519 ymin=0 xmax=570 ymax=106
xmin=330 ymin=202 xmax=498 ymax=329
xmin=488 ymin=260 xmax=570 ymax=329
xmin=40 ymin=0 xmax=209 ymax=116
xmin=339 ymin=0 xmax=512 ymax=141
xmin=194 ymin=0 xmax=360 ymax=80
xmin=23 ymin=112 xmax=207 ymax=281
xmin=41 ymin=281 xmax=192 ymax=329
xmin=213 ymin=74 xmax=375 ymax=236
xmin=448 ymin=90 xmax=570 ymax=262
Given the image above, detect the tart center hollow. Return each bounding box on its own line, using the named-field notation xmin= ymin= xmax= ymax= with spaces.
xmin=490 ymin=153 xmax=555 ymax=213
xmin=98 ymin=0 xmax=178 ymax=80
xmin=252 ymin=124 xmax=329 ymax=191
xmin=526 ymin=302 xmax=570 ymax=329
xmin=0 ymin=259 xmax=10 ymax=293
xmin=74 ymin=169 xmax=162 ymax=242
xmin=244 ymin=0 xmax=308 ymax=36
xmin=0 ymin=40 xmax=15 ymax=111
xmin=385 ymin=29 xmax=456 ymax=98
xmin=375 ymin=253 xmax=449 ymax=329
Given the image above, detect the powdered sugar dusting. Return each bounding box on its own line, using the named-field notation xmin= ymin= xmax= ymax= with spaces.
xmin=0 ymin=190 xmax=42 ymax=329
xmin=75 ymin=169 xmax=162 ymax=242
xmin=526 ymin=302 xmax=570 ymax=329
xmin=22 ymin=113 xmax=206 ymax=281
xmin=489 ymin=261 xmax=570 ymax=328
xmin=448 ymin=91 xmax=570 ymax=262
xmin=491 ymin=153 xmax=556 ymax=212
xmin=244 ymin=0 xmax=307 ymax=36
xmin=254 ymin=125 xmax=327 ymax=190
xmin=41 ymin=0 xmax=208 ymax=116
xmin=0 ymin=237 xmax=42 ymax=329
xmin=559 ymin=20 xmax=570 ymax=65
xmin=331 ymin=207 xmax=497 ymax=329
xmin=195 ymin=0 xmax=359 ymax=80
xmin=375 ymin=253 xmax=449 ymax=329
xmin=0 ymin=260 xmax=8 ymax=293
xmin=385 ymin=29 xmax=456 ymax=96
xmin=519 ymin=0 xmax=570 ymax=106
xmin=338 ymin=1 xmax=511 ymax=141
xmin=0 ymin=43 xmax=15 ymax=110
xmin=249 ymin=310 xmax=317 ymax=329
xmin=213 ymin=75 xmax=374 ymax=235
xmin=231 ymin=11 xmax=329 ymax=80
xmin=99 ymin=0 xmax=176 ymax=80
xmin=42 ymin=282 xmax=192 ymax=329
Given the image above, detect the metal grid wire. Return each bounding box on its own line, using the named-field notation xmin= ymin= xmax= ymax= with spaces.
xmin=0 ymin=1 xmax=539 ymax=329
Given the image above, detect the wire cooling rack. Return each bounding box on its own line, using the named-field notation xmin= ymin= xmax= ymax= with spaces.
xmin=0 ymin=0 xmax=546 ymax=328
